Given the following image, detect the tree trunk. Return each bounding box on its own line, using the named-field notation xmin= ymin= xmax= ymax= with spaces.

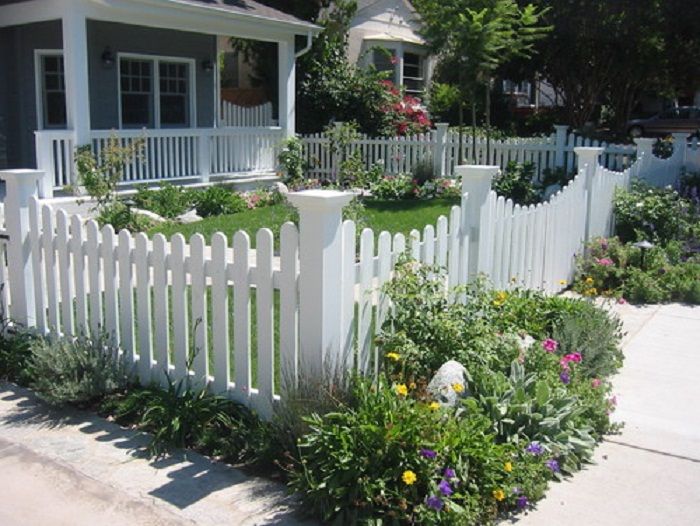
xmin=458 ymin=102 xmax=464 ymax=165
xmin=485 ymin=80 xmax=491 ymax=163
xmin=471 ymin=101 xmax=477 ymax=163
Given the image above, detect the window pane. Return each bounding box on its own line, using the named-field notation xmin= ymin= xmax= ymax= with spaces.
xmin=160 ymin=95 xmax=186 ymax=126
xmin=41 ymin=54 xmax=66 ymax=128
xmin=122 ymin=94 xmax=151 ymax=126
xmin=121 ymin=58 xmax=153 ymax=127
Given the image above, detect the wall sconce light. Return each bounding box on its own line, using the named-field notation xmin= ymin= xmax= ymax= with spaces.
xmin=101 ymin=46 xmax=115 ymax=67
xmin=201 ymin=59 xmax=214 ymax=73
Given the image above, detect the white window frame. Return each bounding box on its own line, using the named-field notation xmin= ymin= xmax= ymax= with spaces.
xmin=363 ymin=41 xmax=428 ymax=95
xmin=34 ymin=49 xmax=66 ymax=131
xmin=117 ymin=52 xmax=196 ymax=129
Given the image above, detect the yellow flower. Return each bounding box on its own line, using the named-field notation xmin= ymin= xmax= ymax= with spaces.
xmin=429 ymin=401 xmax=440 ymax=411
xmin=409 ymin=382 xmax=417 ymax=390
xmin=493 ymin=489 xmax=505 ymax=501
xmin=452 ymin=383 xmax=464 ymax=394
xmin=386 ymin=352 xmax=401 ymax=362
xmin=504 ymin=462 xmax=513 ymax=473
xmin=585 ymin=277 xmax=594 ymax=285
xmin=589 ymin=287 xmax=598 ymax=296
xmin=395 ymin=384 xmax=408 ymax=396
xmin=492 ymin=291 xmax=508 ymax=307
xmin=402 ymin=470 xmax=417 ymax=485
xmin=559 ymin=279 xmax=567 ymax=286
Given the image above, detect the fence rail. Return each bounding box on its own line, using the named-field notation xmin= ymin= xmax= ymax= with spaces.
xmin=3 ymin=134 xmax=691 ymax=417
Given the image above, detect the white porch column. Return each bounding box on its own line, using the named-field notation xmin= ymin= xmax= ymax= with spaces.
xmin=278 ymin=38 xmax=296 ymax=137
xmin=62 ymin=10 xmax=91 ymax=149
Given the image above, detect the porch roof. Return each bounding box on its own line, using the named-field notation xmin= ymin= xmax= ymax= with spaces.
xmin=0 ymin=0 xmax=321 ymax=40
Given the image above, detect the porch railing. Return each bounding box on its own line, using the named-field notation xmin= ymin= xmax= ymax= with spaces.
xmin=35 ymin=127 xmax=285 ymax=193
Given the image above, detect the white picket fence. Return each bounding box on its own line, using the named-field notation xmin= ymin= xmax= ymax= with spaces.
xmin=0 ymin=135 xmax=690 ymax=417
xmin=219 ymin=101 xmax=275 ymax=128
xmin=300 ymin=124 xmax=637 ymax=181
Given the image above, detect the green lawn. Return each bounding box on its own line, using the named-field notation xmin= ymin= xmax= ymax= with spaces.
xmin=148 ymin=198 xmax=460 ymax=247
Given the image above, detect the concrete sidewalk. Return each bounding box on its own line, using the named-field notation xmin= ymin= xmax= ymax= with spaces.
xmin=0 ymin=385 xmax=313 ymax=526
xmin=511 ymin=303 xmax=700 ymax=526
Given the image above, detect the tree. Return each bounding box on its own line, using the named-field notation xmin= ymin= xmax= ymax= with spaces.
xmin=414 ymin=0 xmax=549 ymax=160
xmin=510 ymin=0 xmax=700 ymax=132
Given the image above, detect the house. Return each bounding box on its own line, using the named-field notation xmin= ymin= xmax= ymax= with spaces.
xmin=0 ymin=0 xmax=320 ymax=197
xmin=347 ymin=0 xmax=435 ymax=98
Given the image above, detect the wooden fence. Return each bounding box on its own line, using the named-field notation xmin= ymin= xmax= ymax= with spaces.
xmin=0 ymin=136 xmax=690 ymax=417
xmin=300 ymin=124 xmax=637 ymax=181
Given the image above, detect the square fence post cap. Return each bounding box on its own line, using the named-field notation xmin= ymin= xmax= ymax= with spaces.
xmin=287 ymin=189 xmax=355 ymax=211
xmin=0 ymin=169 xmax=44 ymax=183
xmin=455 ymin=165 xmax=500 ymax=177
xmin=573 ymin=147 xmax=604 ymax=155
xmin=633 ymin=138 xmax=656 ymax=147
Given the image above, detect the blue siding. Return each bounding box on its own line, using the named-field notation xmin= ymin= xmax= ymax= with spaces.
xmin=87 ymin=21 xmax=216 ymax=129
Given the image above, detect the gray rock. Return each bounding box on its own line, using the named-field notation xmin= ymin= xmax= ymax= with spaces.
xmin=274 ymin=182 xmax=289 ymax=195
xmin=131 ymin=207 xmax=166 ymax=223
xmin=176 ymin=208 xmax=202 ymax=224
xmin=427 ymin=360 xmax=469 ymax=407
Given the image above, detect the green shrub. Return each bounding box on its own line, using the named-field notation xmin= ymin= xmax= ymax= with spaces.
xmin=492 ymin=161 xmax=540 ymax=205
xmin=613 ymin=181 xmax=697 ymax=244
xmin=192 ymin=186 xmax=247 ymax=218
xmin=97 ymin=201 xmax=153 ymax=232
xmin=291 ymin=378 xmax=549 ymax=525
xmin=370 ymin=174 xmax=414 ymax=200
xmin=0 ymin=329 xmax=38 ymax=386
xmin=28 ymin=333 xmax=132 ymax=406
xmin=102 ymin=378 xmax=269 ymax=459
xmin=278 ymin=136 xmax=308 ymax=185
xmin=132 ymin=183 xmax=193 ymax=219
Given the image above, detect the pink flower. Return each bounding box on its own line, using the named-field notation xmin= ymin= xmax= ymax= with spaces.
xmin=542 ymin=338 xmax=558 ymax=353
xmin=560 ymin=352 xmax=582 ymax=370
xmin=390 ymin=55 xmax=399 ymax=65
xmin=617 ymin=297 xmax=627 ymax=305
xmin=596 ymin=258 xmax=614 ymax=266
xmin=591 ymin=378 xmax=601 ymax=388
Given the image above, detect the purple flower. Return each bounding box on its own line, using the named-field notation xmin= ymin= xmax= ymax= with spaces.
xmin=443 ymin=467 xmax=456 ymax=479
xmin=438 ymin=479 xmax=453 ymax=496
xmin=545 ymin=459 xmax=560 ymax=473
xmin=516 ymin=495 xmax=529 ymax=509
xmin=426 ymin=495 xmax=443 ymax=511
xmin=420 ymin=448 xmax=437 ymax=459
xmin=560 ymin=371 xmax=570 ymax=385
xmin=525 ymin=442 xmax=544 ymax=455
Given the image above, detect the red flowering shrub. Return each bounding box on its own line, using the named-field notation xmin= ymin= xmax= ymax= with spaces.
xmin=379 ymin=80 xmax=432 ymax=136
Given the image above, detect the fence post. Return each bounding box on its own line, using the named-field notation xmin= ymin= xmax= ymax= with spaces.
xmin=553 ymin=124 xmax=569 ymax=168
xmin=287 ymin=190 xmax=354 ymax=377
xmin=574 ymin=147 xmax=604 ymax=242
xmin=432 ymin=123 xmax=449 ymax=178
xmin=671 ymin=132 xmax=688 ymax=173
xmin=0 ymin=170 xmax=43 ymax=327
xmin=198 ymin=132 xmax=212 ymax=183
xmin=633 ymin=137 xmax=655 ymax=174
xmin=456 ymin=164 xmax=498 ymax=280
xmin=33 ymin=133 xmax=55 ymax=199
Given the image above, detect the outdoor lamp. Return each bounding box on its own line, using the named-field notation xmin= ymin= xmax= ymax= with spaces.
xmin=633 ymin=240 xmax=654 ymax=269
xmin=101 ymin=47 xmax=115 ymax=67
xmin=201 ymin=59 xmax=214 ymax=73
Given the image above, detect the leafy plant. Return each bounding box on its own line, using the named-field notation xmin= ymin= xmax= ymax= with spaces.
xmin=103 ymin=378 xmax=267 ymax=459
xmin=0 ymin=328 xmax=38 ymax=386
xmin=492 ymin=161 xmax=540 ymax=205
xmin=278 ymin=136 xmax=308 ymax=185
xmin=27 ymin=333 xmax=132 ymax=406
xmin=97 ymin=201 xmax=154 ymax=232
xmin=132 ymin=183 xmax=193 ymax=219
xmin=192 ymin=186 xmax=247 ymax=218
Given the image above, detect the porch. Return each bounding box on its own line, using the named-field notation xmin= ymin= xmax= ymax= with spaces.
xmin=0 ymin=0 xmax=320 ymax=197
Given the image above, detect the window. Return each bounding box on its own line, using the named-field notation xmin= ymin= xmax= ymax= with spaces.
xmin=37 ymin=53 xmax=67 ymax=129
xmin=402 ymin=53 xmax=424 ymax=96
xmin=159 ymin=62 xmax=189 ymax=127
xmin=119 ymin=56 xmax=193 ymax=128
xmin=120 ymin=59 xmax=153 ymax=127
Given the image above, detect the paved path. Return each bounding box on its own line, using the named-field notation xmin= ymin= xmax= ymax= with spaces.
xmin=0 ymin=303 xmax=698 ymax=525
xmin=510 ymin=303 xmax=700 ymax=526
xmin=0 ymin=385 xmax=312 ymax=526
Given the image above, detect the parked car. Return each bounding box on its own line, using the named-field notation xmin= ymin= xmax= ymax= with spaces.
xmin=626 ymin=107 xmax=700 ymax=138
